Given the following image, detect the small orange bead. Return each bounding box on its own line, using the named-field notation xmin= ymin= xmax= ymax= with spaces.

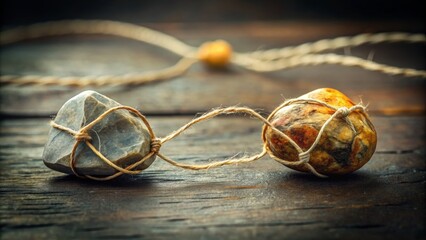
xmin=198 ymin=40 xmax=232 ymax=68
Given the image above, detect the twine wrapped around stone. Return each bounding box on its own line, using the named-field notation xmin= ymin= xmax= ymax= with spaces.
xmin=263 ymin=88 xmax=377 ymax=176
xmin=42 ymin=91 xmax=158 ymax=180
xmin=43 ymin=88 xmax=377 ymax=180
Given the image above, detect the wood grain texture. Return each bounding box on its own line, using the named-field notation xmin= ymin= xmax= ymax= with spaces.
xmin=1 ymin=21 xmax=425 ymax=116
xmin=1 ymin=116 xmax=424 ymax=239
xmin=1 ymin=21 xmax=425 ymax=240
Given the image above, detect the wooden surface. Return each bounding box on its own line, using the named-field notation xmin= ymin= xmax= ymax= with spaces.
xmin=0 ymin=21 xmax=425 ymax=239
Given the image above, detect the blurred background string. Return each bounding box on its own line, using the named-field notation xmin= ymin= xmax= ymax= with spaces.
xmin=1 ymin=20 xmax=425 ymax=87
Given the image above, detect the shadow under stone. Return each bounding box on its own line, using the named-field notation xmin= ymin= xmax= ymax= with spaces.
xmin=49 ymin=173 xmax=156 ymax=189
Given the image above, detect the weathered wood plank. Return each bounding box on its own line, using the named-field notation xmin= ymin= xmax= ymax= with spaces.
xmin=0 ymin=116 xmax=424 ymax=239
xmin=1 ymin=21 xmax=425 ymax=116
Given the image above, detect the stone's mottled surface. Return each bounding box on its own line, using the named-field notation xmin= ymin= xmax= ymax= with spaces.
xmin=42 ymin=90 xmax=156 ymax=176
xmin=265 ymin=88 xmax=377 ymax=175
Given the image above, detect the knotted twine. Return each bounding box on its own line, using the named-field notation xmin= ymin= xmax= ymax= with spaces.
xmin=1 ymin=20 xmax=425 ymax=87
xmin=50 ymin=99 xmax=365 ymax=181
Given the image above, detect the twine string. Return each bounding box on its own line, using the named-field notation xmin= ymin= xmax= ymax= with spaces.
xmin=233 ymin=53 xmax=426 ymax=78
xmin=245 ymin=32 xmax=426 ymax=60
xmin=1 ymin=20 xmax=425 ymax=87
xmin=50 ymin=98 xmax=367 ymax=180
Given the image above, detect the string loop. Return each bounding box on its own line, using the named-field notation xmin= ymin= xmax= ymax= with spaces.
xmin=150 ymin=139 xmax=162 ymax=153
xmin=74 ymin=131 xmax=92 ymax=142
xmin=338 ymin=107 xmax=351 ymax=117
xmin=298 ymin=152 xmax=311 ymax=164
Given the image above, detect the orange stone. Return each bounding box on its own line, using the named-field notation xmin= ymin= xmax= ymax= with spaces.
xmin=265 ymin=88 xmax=377 ymax=175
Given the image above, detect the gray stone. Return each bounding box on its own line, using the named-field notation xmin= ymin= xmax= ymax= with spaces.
xmin=42 ymin=90 xmax=156 ymax=176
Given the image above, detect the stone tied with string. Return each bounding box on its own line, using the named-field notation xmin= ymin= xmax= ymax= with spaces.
xmin=43 ymin=88 xmax=377 ymax=180
xmin=264 ymin=88 xmax=377 ymax=175
xmin=42 ymin=91 xmax=157 ymax=177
